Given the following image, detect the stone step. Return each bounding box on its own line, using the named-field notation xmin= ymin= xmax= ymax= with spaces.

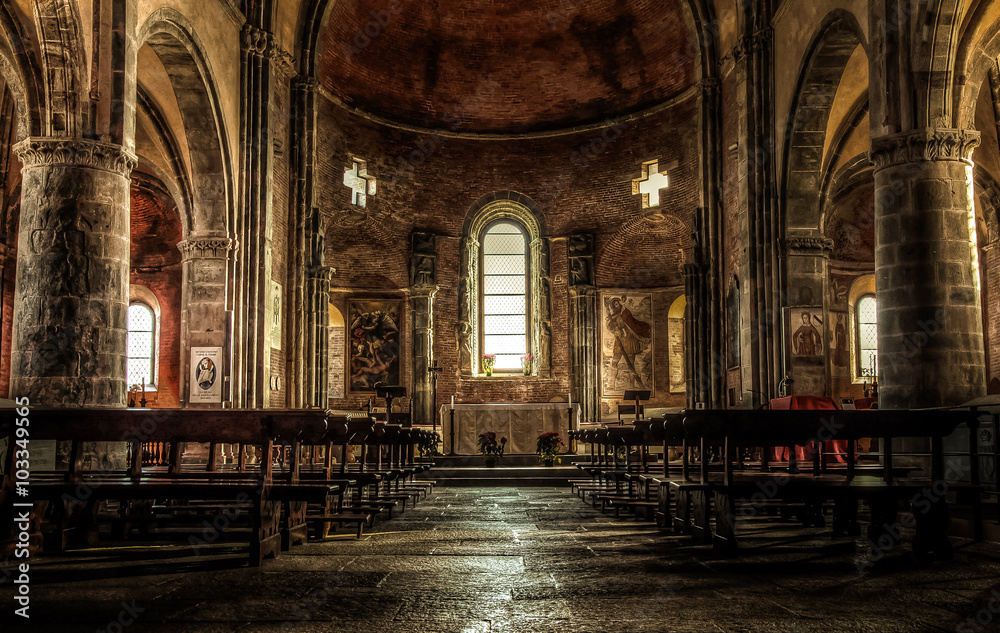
xmin=420 ymin=463 xmax=580 ymax=486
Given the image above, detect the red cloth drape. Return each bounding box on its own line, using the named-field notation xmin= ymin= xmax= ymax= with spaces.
xmin=769 ymin=396 xmax=851 ymax=463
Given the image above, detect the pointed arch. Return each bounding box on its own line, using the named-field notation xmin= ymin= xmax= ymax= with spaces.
xmin=781 ymin=9 xmax=867 ymax=234
xmin=137 ymin=8 xmax=233 ymax=238
xmin=33 ymin=0 xmax=86 ymax=136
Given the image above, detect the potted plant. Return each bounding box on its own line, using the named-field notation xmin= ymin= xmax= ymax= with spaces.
xmin=477 ymin=431 xmax=507 ymax=467
xmin=520 ymin=353 xmax=534 ymax=376
xmin=482 ymin=353 xmax=496 ymax=376
xmin=417 ymin=431 xmax=441 ymax=459
xmin=536 ymin=431 xmax=565 ymax=467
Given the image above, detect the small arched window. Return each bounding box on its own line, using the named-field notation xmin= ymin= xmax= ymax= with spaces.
xmin=856 ymin=294 xmax=877 ymax=378
xmin=481 ymin=220 xmax=529 ymax=372
xmin=127 ymin=302 xmax=156 ymax=387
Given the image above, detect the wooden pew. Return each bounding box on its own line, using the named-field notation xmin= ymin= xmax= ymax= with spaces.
xmin=0 ymin=408 xmax=344 ymax=565
xmin=678 ymin=408 xmax=988 ymax=557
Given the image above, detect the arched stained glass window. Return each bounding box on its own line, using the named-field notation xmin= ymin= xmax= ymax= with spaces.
xmin=481 ymin=221 xmax=529 ymax=371
xmin=856 ymin=294 xmax=877 ymax=378
xmin=127 ymin=302 xmax=156 ymax=387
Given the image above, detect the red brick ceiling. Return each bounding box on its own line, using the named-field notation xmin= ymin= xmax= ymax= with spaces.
xmin=319 ymin=0 xmax=698 ymax=134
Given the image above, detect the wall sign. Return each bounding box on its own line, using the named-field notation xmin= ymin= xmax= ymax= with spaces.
xmin=190 ymin=347 xmax=223 ymax=403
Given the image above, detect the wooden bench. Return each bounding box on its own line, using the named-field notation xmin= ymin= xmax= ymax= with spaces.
xmin=677 ymin=408 xmax=989 ymax=557
xmin=0 ymin=408 xmax=347 ymax=565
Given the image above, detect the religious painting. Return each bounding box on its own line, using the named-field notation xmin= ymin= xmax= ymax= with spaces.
xmin=600 ymin=293 xmax=654 ymax=397
xmin=788 ymin=308 xmax=824 ymax=358
xmin=347 ymin=299 xmax=402 ymax=393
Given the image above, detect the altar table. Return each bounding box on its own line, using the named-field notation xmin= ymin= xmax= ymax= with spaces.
xmin=769 ymin=396 xmax=853 ymax=464
xmin=439 ymin=403 xmax=581 ymax=455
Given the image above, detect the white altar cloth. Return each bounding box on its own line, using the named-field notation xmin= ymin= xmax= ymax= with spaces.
xmin=438 ymin=403 xmax=581 ymax=455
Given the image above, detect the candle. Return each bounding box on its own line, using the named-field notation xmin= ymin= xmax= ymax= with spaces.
xmin=451 ymin=395 xmax=455 ymax=409
xmin=568 ymin=392 xmax=572 ymax=408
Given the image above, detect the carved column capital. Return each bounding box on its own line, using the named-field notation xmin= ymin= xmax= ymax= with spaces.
xmin=783 ymin=236 xmax=834 ymax=255
xmin=410 ymin=285 xmax=439 ymax=300
xmin=271 ymin=43 xmax=296 ymax=77
xmin=13 ymin=137 xmax=137 ymax=175
xmin=293 ymin=75 xmax=318 ymax=93
xmin=241 ymin=24 xmax=273 ymax=57
xmin=307 ymin=265 xmax=335 ymax=282
xmin=699 ymin=77 xmax=720 ymax=98
xmin=871 ymin=128 xmax=981 ymax=170
xmin=178 ymin=238 xmax=234 ymax=260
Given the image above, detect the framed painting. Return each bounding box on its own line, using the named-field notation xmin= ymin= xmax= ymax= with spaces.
xmin=347 ymin=298 xmax=402 ymax=394
xmin=600 ymin=292 xmax=654 ymax=397
xmin=787 ymin=307 xmax=824 ymax=358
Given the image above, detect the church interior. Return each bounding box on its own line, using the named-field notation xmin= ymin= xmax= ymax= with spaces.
xmin=3 ymin=0 xmax=1000 ymax=630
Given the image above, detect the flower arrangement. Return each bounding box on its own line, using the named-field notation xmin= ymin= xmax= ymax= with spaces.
xmin=417 ymin=432 xmax=441 ymax=458
xmin=477 ymin=431 xmax=507 ymax=458
xmin=482 ymin=353 xmax=497 ymax=376
xmin=536 ymin=431 xmax=565 ymax=464
xmin=520 ymin=353 xmax=534 ymax=376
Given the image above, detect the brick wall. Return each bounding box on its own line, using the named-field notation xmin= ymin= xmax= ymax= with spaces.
xmin=317 ymin=93 xmax=699 ymax=415
xmin=129 ymin=176 xmax=183 ymax=408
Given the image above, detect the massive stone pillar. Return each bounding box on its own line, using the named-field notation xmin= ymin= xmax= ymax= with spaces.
xmin=178 ymin=237 xmax=233 ymax=406
xmin=783 ymin=236 xmax=833 ymax=396
xmin=567 ymin=234 xmax=597 ymax=424
xmin=11 ymin=138 xmax=136 ymax=406
xmin=410 ymin=232 xmax=438 ymax=425
xmin=871 ymin=128 xmax=986 ymax=408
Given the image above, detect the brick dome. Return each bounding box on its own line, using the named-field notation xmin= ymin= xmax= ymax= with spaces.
xmin=318 ymin=0 xmax=699 ymax=134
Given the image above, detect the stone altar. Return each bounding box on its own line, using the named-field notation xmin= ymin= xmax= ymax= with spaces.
xmin=439 ymin=403 xmax=580 ymax=455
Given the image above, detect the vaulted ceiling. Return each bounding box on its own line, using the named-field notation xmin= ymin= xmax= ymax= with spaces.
xmin=318 ymin=0 xmax=699 ymax=134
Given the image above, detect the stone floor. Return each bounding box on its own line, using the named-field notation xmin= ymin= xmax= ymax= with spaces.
xmin=3 ymin=487 xmax=1000 ymax=632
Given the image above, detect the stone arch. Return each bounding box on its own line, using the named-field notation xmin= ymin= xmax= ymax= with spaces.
xmin=0 ymin=47 xmax=37 ymax=141
xmin=975 ymin=166 xmax=1000 ymax=246
xmin=914 ymin=0 xmax=965 ymax=128
xmin=954 ymin=1 xmax=1000 ymax=130
xmin=781 ymin=9 xmax=867 ymax=234
xmin=0 ymin=5 xmax=42 ymax=138
xmin=32 ymin=0 xmax=85 ymax=136
xmin=136 ymin=8 xmax=232 ymax=238
xmin=134 ymin=85 xmax=193 ymax=235
xmin=458 ymin=191 xmax=550 ymax=377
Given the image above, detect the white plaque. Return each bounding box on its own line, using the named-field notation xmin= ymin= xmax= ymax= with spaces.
xmin=190 ymin=347 xmax=223 ymax=403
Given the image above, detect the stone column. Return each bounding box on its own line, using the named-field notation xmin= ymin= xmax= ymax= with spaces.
xmin=11 ymin=138 xmax=136 ymax=406
xmin=304 ymin=265 xmax=333 ymax=407
xmin=410 ymin=232 xmax=438 ymax=425
xmin=179 ymin=237 xmax=233 ymax=406
xmin=568 ymin=234 xmax=597 ymax=424
xmin=410 ymin=286 xmax=438 ymax=425
xmin=783 ymin=236 xmax=834 ymax=396
xmin=683 ymin=262 xmax=709 ymax=408
xmin=870 ymin=128 xmax=986 ymax=408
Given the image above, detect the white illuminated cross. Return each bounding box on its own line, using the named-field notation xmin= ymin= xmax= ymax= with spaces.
xmin=344 ymin=158 xmax=377 ymax=207
xmin=631 ymin=160 xmax=670 ymax=208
